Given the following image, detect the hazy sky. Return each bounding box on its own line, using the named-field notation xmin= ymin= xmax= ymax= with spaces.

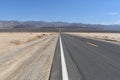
xmin=0 ymin=0 xmax=120 ymax=24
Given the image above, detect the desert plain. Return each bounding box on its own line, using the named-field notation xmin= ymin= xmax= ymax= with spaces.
xmin=0 ymin=32 xmax=58 ymax=80
xmin=67 ymin=32 xmax=120 ymax=43
xmin=0 ymin=32 xmax=120 ymax=80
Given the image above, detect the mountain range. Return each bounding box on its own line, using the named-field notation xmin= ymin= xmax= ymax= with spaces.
xmin=0 ymin=21 xmax=120 ymax=31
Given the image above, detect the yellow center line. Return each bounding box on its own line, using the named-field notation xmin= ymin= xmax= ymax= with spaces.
xmin=86 ymin=42 xmax=99 ymax=47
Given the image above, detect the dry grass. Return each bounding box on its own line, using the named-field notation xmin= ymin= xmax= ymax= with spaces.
xmin=10 ymin=40 xmax=22 ymax=45
xmin=0 ymin=32 xmax=51 ymax=54
xmin=26 ymin=34 xmax=45 ymax=43
xmin=10 ymin=34 xmax=47 ymax=45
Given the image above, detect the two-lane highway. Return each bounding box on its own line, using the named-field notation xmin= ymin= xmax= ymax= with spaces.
xmin=50 ymin=33 xmax=120 ymax=80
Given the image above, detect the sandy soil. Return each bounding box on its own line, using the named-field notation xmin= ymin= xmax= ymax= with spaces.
xmin=0 ymin=32 xmax=58 ymax=80
xmin=67 ymin=32 xmax=120 ymax=43
xmin=0 ymin=32 xmax=51 ymax=55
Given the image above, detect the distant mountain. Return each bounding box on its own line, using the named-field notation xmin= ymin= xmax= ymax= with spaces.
xmin=104 ymin=25 xmax=120 ymax=31
xmin=0 ymin=21 xmax=120 ymax=31
xmin=0 ymin=21 xmax=21 ymax=29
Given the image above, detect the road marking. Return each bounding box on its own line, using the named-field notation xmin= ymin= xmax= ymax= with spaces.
xmin=86 ymin=42 xmax=99 ymax=47
xmin=59 ymin=35 xmax=69 ymax=80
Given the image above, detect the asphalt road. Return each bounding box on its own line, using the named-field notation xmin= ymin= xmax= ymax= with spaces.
xmin=50 ymin=33 xmax=120 ymax=80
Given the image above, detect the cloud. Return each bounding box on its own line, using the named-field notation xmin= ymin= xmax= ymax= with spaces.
xmin=108 ymin=12 xmax=119 ymax=15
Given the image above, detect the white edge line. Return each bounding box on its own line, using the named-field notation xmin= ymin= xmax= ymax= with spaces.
xmin=59 ymin=34 xmax=69 ymax=80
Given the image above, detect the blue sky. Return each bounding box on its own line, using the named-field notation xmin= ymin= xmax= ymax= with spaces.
xmin=0 ymin=0 xmax=120 ymax=24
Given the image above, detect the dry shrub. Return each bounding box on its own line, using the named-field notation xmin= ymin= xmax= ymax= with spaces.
xmin=94 ymin=36 xmax=98 ymax=38
xmin=42 ymin=34 xmax=46 ymax=36
xmin=25 ymin=34 xmax=43 ymax=43
xmin=10 ymin=34 xmax=46 ymax=45
xmin=43 ymin=34 xmax=46 ymax=35
xmin=36 ymin=35 xmax=42 ymax=38
xmin=103 ymin=36 xmax=109 ymax=39
xmin=10 ymin=40 xmax=22 ymax=45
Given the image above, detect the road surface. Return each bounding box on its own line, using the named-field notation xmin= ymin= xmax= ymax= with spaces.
xmin=50 ymin=33 xmax=120 ymax=80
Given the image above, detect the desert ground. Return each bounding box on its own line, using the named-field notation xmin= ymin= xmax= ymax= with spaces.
xmin=1 ymin=32 xmax=120 ymax=80
xmin=0 ymin=32 xmax=58 ymax=80
xmin=67 ymin=32 xmax=120 ymax=43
